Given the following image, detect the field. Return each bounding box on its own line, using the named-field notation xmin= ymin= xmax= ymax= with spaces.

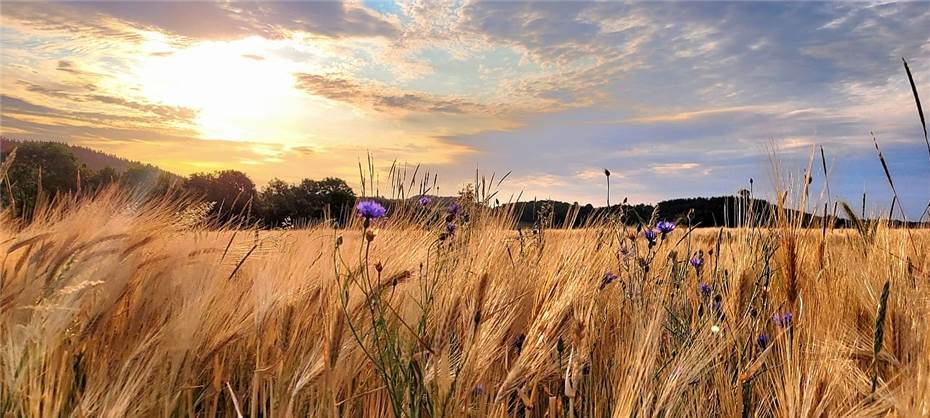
xmin=1 ymin=191 xmax=929 ymax=417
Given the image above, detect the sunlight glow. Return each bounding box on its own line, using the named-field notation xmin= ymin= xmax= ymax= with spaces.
xmin=136 ymin=39 xmax=301 ymax=141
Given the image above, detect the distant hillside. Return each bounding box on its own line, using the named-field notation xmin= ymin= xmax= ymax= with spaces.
xmin=0 ymin=137 xmax=181 ymax=181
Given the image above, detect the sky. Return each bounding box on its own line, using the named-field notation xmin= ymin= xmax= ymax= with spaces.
xmin=1 ymin=1 xmax=929 ymax=218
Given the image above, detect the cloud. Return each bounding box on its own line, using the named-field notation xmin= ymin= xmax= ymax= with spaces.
xmin=651 ymin=163 xmax=701 ymax=176
xmin=294 ymin=73 xmax=486 ymax=114
xmin=56 ymin=60 xmax=83 ymax=74
xmin=0 ymin=2 xmax=141 ymax=41
xmin=15 ymin=81 xmax=198 ymax=126
xmin=2 ymin=1 xmax=400 ymax=41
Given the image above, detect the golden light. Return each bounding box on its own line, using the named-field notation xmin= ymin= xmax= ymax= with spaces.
xmin=135 ymin=38 xmax=302 ymax=142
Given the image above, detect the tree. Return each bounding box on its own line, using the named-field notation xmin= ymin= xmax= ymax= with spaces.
xmin=315 ymin=177 xmax=355 ymax=218
xmin=85 ymin=166 xmax=119 ymax=191
xmin=185 ymin=170 xmax=257 ymax=223
xmin=257 ymin=177 xmax=355 ymax=226
xmin=1 ymin=141 xmax=79 ymax=217
xmin=258 ymin=178 xmax=296 ymax=226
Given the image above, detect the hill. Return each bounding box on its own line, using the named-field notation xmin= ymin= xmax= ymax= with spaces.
xmin=0 ymin=137 xmax=182 ymax=181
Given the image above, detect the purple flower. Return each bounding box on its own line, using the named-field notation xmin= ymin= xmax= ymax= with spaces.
xmin=643 ymin=229 xmax=657 ymax=245
xmin=698 ymin=282 xmax=712 ymax=296
xmin=690 ymin=257 xmax=704 ymax=269
xmin=757 ymin=333 xmax=770 ymax=349
xmin=356 ymin=200 xmax=386 ymax=220
xmin=418 ymin=195 xmax=431 ymax=206
xmin=772 ymin=312 xmax=793 ymax=327
xmin=600 ymin=272 xmax=618 ymax=290
xmin=514 ymin=334 xmax=526 ymax=353
xmin=444 ymin=222 xmax=456 ymax=235
xmin=656 ymin=220 xmax=676 ymax=235
xmin=447 ymin=202 xmax=462 ymax=216
xmin=473 ymin=383 xmax=485 ymax=396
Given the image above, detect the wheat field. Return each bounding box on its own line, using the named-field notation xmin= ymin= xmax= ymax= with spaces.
xmin=1 ymin=189 xmax=928 ymax=417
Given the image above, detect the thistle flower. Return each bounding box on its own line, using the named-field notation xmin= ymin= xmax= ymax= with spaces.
xmin=757 ymin=333 xmax=770 ymax=349
xmin=356 ymin=200 xmax=386 ymax=220
xmin=772 ymin=312 xmax=793 ymax=327
xmin=418 ymin=195 xmax=431 ymax=206
xmin=444 ymin=222 xmax=456 ymax=236
xmin=643 ymin=229 xmax=657 ymax=245
xmin=656 ymin=220 xmax=676 ymax=235
xmin=699 ymin=282 xmax=712 ymax=296
xmin=600 ymin=271 xmax=618 ymax=290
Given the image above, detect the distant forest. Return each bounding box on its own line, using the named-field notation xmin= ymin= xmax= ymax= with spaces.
xmin=1 ymin=138 xmax=920 ymax=229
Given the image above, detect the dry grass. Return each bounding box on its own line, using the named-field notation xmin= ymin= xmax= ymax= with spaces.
xmin=1 ymin=189 xmax=929 ymax=417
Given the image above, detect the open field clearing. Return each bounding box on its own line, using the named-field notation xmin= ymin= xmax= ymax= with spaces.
xmin=1 ymin=192 xmax=929 ymax=417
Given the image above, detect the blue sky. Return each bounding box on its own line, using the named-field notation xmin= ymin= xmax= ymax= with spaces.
xmin=1 ymin=1 xmax=928 ymax=218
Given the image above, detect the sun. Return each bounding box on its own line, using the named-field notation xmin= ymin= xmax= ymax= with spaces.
xmin=135 ymin=38 xmax=301 ymax=141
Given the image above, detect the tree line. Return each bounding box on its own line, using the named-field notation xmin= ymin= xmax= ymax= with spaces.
xmin=0 ymin=141 xmax=355 ymax=227
xmin=5 ymin=140 xmax=902 ymax=230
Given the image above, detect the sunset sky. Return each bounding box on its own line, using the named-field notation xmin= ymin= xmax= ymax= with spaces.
xmin=1 ymin=1 xmax=929 ymax=216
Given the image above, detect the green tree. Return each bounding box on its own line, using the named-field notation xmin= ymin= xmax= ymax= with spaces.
xmin=185 ymin=170 xmax=257 ymax=223
xmin=1 ymin=142 xmax=79 ymax=218
xmin=258 ymin=177 xmax=355 ymax=226
xmin=85 ymin=166 xmax=119 ymax=191
xmin=258 ymin=178 xmax=296 ymax=226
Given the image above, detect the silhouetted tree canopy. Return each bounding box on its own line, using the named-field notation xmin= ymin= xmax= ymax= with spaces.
xmin=259 ymin=177 xmax=355 ymax=227
xmin=1 ymin=141 xmax=79 ymax=218
xmin=185 ymin=170 xmax=258 ymax=223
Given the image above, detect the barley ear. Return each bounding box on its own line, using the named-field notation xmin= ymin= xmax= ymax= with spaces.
xmin=870 ymin=279 xmax=890 ymax=394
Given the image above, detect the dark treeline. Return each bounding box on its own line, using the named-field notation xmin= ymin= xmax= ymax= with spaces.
xmin=502 ymin=196 xmax=924 ymax=228
xmin=0 ymin=140 xmax=355 ymax=227
xmin=2 ymin=139 xmax=921 ymax=229
xmin=502 ymin=197 xmax=776 ymax=228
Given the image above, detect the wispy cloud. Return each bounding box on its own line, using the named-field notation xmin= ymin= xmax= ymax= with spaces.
xmin=294 ymin=73 xmax=486 ymax=114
